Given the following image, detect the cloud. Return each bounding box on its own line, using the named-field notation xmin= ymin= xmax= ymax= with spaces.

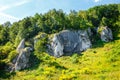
xmin=14 ymin=0 xmax=31 ymax=6
xmin=0 ymin=0 xmax=31 ymax=12
xmin=0 ymin=12 xmax=20 ymax=24
xmin=0 ymin=12 xmax=19 ymax=20
xmin=94 ymin=0 xmax=101 ymax=2
xmin=0 ymin=6 xmax=9 ymax=12
xmin=0 ymin=0 xmax=31 ymax=24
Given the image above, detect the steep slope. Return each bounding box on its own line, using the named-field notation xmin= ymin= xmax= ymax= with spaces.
xmin=0 ymin=3 xmax=120 ymax=80
xmin=2 ymin=35 xmax=120 ymax=80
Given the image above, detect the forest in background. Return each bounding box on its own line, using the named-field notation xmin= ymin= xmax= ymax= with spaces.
xmin=0 ymin=3 xmax=120 ymax=80
xmin=0 ymin=4 xmax=120 ymax=46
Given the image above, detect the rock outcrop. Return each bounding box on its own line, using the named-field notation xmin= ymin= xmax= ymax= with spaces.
xmin=49 ymin=29 xmax=92 ymax=57
xmin=5 ymin=27 xmax=113 ymax=72
xmin=10 ymin=27 xmax=113 ymax=67
xmin=10 ymin=39 xmax=32 ymax=72
xmin=14 ymin=47 xmax=32 ymax=71
xmin=16 ymin=39 xmax=25 ymax=53
xmin=98 ymin=26 xmax=113 ymax=42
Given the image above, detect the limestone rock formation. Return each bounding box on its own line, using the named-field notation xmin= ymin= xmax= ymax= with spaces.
xmin=10 ymin=39 xmax=32 ymax=72
xmin=49 ymin=29 xmax=92 ymax=57
xmin=14 ymin=47 xmax=32 ymax=71
xmin=16 ymin=39 xmax=25 ymax=53
xmin=98 ymin=26 xmax=113 ymax=42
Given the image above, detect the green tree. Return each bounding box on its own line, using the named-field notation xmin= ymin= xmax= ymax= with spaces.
xmin=0 ymin=25 xmax=10 ymax=45
xmin=100 ymin=17 xmax=108 ymax=26
xmin=9 ymin=22 xmax=20 ymax=43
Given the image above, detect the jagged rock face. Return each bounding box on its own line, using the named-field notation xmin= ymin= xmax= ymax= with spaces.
xmin=16 ymin=39 xmax=25 ymax=53
xmin=51 ymin=35 xmax=64 ymax=57
xmin=50 ymin=29 xmax=92 ymax=57
xmin=99 ymin=26 xmax=113 ymax=42
xmin=14 ymin=47 xmax=32 ymax=71
xmin=10 ymin=39 xmax=32 ymax=72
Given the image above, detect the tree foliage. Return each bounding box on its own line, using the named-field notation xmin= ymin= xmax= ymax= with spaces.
xmin=0 ymin=4 xmax=120 ymax=76
xmin=0 ymin=4 xmax=119 ymax=46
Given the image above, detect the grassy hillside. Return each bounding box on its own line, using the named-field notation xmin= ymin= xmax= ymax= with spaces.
xmin=0 ymin=4 xmax=120 ymax=80
xmin=1 ymin=35 xmax=120 ymax=80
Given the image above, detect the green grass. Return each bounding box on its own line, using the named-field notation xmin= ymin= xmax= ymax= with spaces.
xmin=1 ymin=37 xmax=120 ymax=80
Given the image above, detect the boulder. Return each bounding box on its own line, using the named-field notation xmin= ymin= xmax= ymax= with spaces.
xmin=51 ymin=34 xmax=64 ymax=57
xmin=16 ymin=39 xmax=25 ymax=53
xmin=14 ymin=47 xmax=32 ymax=71
xmin=10 ymin=39 xmax=32 ymax=72
xmin=49 ymin=29 xmax=92 ymax=57
xmin=98 ymin=26 xmax=113 ymax=42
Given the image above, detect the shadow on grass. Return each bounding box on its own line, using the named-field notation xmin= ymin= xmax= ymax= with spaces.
xmin=0 ymin=69 xmax=16 ymax=79
xmin=92 ymin=35 xmax=120 ymax=49
xmin=48 ymin=61 xmax=67 ymax=70
xmin=92 ymin=40 xmax=105 ymax=49
xmin=0 ymin=59 xmax=16 ymax=79
xmin=26 ymin=52 xmax=41 ymax=71
xmin=0 ymin=70 xmax=11 ymax=79
xmin=114 ymin=36 xmax=120 ymax=40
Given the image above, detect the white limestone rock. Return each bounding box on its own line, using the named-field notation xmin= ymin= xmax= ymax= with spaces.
xmin=14 ymin=47 xmax=32 ymax=71
xmin=50 ymin=29 xmax=92 ymax=57
xmin=51 ymin=35 xmax=64 ymax=57
xmin=16 ymin=39 xmax=25 ymax=53
xmin=98 ymin=26 xmax=113 ymax=42
xmin=10 ymin=39 xmax=33 ymax=72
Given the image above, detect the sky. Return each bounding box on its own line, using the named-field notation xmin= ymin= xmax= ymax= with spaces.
xmin=0 ymin=0 xmax=120 ymax=24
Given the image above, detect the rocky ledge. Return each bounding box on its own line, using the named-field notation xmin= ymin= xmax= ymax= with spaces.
xmin=48 ymin=26 xmax=113 ymax=57
xmin=9 ymin=26 xmax=113 ymax=71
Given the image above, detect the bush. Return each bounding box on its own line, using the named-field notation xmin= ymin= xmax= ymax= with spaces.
xmin=34 ymin=36 xmax=48 ymax=59
xmin=0 ymin=60 xmax=6 ymax=70
xmin=8 ymin=50 xmax=18 ymax=62
xmin=0 ymin=42 xmax=14 ymax=60
xmin=71 ymin=53 xmax=79 ymax=63
xmin=97 ymin=26 xmax=105 ymax=34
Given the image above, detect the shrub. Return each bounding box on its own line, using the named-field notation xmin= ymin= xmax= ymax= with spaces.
xmin=0 ymin=42 xmax=14 ymax=60
xmin=34 ymin=36 xmax=48 ymax=59
xmin=97 ymin=26 xmax=105 ymax=34
xmin=8 ymin=50 xmax=18 ymax=62
xmin=71 ymin=53 xmax=79 ymax=63
xmin=0 ymin=60 xmax=6 ymax=70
